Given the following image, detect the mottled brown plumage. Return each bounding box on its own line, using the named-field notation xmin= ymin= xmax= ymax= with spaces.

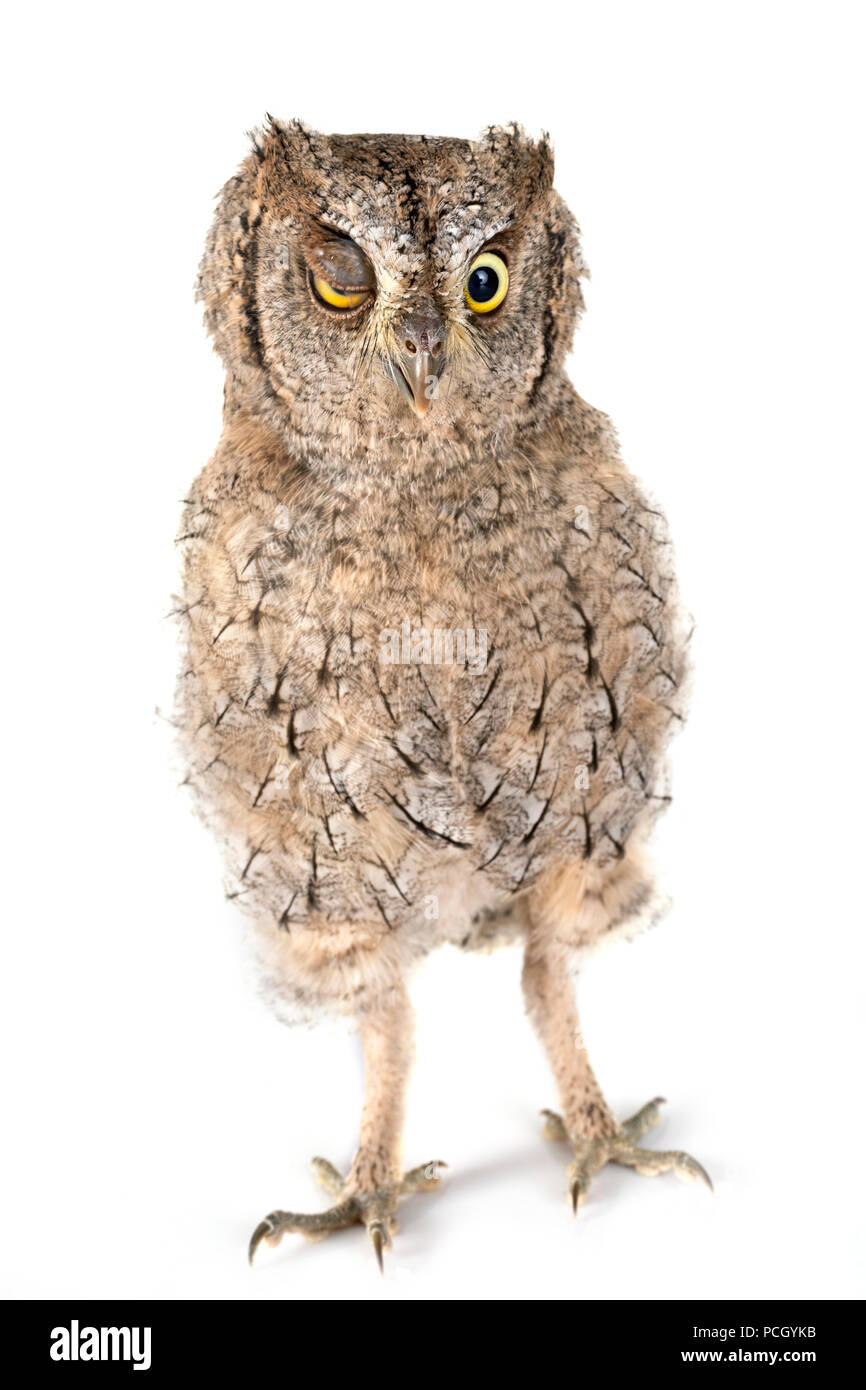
xmin=176 ymin=120 xmax=708 ymax=1267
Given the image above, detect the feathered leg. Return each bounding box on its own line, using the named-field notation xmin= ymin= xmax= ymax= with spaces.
xmin=522 ymin=936 xmax=711 ymax=1213
xmin=249 ymin=980 xmax=445 ymax=1271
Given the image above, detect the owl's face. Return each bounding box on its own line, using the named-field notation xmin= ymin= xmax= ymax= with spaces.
xmin=200 ymin=123 xmax=584 ymax=455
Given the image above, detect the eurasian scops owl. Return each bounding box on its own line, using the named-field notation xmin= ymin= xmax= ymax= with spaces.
xmin=175 ymin=120 xmax=710 ymax=1270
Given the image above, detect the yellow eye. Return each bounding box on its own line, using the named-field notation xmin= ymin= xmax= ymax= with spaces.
xmin=464 ymin=252 xmax=509 ymax=314
xmin=310 ymin=273 xmax=370 ymax=311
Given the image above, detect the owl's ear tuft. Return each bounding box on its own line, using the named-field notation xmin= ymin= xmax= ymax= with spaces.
xmin=478 ymin=123 xmax=554 ymax=212
xmin=196 ymin=118 xmax=328 ymax=372
xmin=255 ymin=117 xmax=328 ymax=199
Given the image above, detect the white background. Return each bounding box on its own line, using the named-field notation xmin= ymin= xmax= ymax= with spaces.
xmin=2 ymin=1 xmax=864 ymax=1301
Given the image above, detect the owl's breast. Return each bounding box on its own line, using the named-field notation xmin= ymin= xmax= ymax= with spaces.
xmin=178 ymin=462 xmax=686 ymax=942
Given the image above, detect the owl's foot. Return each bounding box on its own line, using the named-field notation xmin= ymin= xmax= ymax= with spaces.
xmin=248 ymin=1156 xmax=447 ymax=1272
xmin=540 ymin=1097 xmax=712 ymax=1213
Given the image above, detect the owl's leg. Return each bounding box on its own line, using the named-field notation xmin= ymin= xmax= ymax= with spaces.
xmin=248 ymin=980 xmax=446 ymax=1271
xmin=521 ymin=939 xmax=711 ymax=1213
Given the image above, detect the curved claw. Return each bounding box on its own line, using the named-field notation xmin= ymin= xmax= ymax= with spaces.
xmin=248 ymin=1155 xmax=445 ymax=1269
xmin=311 ymin=1156 xmax=346 ymax=1198
xmin=621 ymin=1096 xmax=668 ymax=1142
xmin=551 ymin=1096 xmax=712 ymax=1223
xmin=401 ymin=1159 xmax=449 ymax=1193
xmin=541 ymin=1109 xmax=569 ymax=1142
xmin=248 ymin=1217 xmax=275 ymax=1267
xmin=676 ymin=1152 xmax=714 ymax=1192
xmin=369 ymin=1222 xmax=386 ymax=1274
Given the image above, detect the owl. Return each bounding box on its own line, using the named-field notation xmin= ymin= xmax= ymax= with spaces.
xmin=176 ymin=119 xmax=709 ymax=1270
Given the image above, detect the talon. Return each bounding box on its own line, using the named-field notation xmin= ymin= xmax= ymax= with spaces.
xmin=677 ymin=1154 xmax=714 ymax=1192
xmin=369 ymin=1222 xmax=386 ymax=1274
xmin=541 ymin=1109 xmax=569 ymax=1142
xmin=401 ymin=1159 xmax=450 ymax=1193
xmin=248 ymin=1217 xmax=275 ymax=1266
xmin=696 ymin=1163 xmax=714 ymax=1194
xmin=549 ymin=1097 xmax=709 ymax=1221
xmin=311 ymin=1156 xmax=346 ymax=1197
xmin=249 ymin=1154 xmax=445 ymax=1264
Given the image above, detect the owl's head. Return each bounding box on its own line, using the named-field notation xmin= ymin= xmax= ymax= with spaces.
xmin=199 ymin=121 xmax=586 ymax=459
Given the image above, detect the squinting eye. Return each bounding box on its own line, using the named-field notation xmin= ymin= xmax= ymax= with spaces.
xmin=465 ymin=252 xmax=509 ymax=314
xmin=310 ymin=273 xmax=370 ymax=311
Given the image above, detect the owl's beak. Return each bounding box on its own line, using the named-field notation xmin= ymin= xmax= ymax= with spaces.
xmin=391 ymin=351 xmax=439 ymax=416
xmin=390 ymin=307 xmax=446 ymax=416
